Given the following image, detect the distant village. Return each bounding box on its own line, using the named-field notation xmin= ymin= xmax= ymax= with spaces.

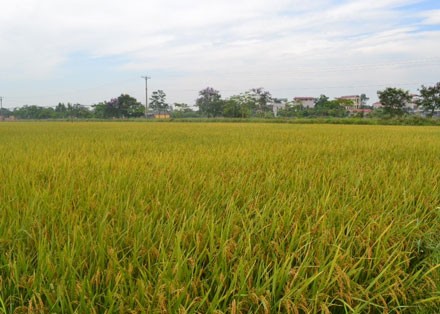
xmin=270 ymin=93 xmax=422 ymax=117
xmin=1 ymin=82 xmax=439 ymax=120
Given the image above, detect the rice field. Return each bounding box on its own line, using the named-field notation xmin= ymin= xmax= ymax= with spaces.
xmin=0 ymin=122 xmax=439 ymax=313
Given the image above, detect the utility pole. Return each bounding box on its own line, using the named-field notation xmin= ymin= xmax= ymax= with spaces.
xmin=141 ymin=76 xmax=151 ymax=118
xmin=0 ymin=97 xmax=3 ymax=120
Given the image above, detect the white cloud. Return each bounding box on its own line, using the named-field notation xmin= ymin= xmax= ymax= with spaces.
xmin=0 ymin=0 xmax=439 ymax=106
xmin=420 ymin=9 xmax=440 ymax=25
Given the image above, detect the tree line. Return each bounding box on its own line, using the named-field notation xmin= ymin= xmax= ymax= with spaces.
xmin=1 ymin=82 xmax=439 ymax=119
xmin=192 ymin=82 xmax=440 ymax=118
xmin=0 ymin=95 xmax=144 ymax=120
xmin=377 ymin=83 xmax=440 ymax=117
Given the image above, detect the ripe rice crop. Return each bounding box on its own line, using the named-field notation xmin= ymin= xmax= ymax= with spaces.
xmin=0 ymin=122 xmax=439 ymax=313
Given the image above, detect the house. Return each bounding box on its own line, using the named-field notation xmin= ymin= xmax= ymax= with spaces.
xmin=271 ymin=98 xmax=288 ymax=117
xmin=154 ymin=113 xmax=170 ymax=119
xmin=406 ymin=94 xmax=419 ymax=112
xmin=293 ymin=97 xmax=316 ymax=108
xmin=336 ymin=95 xmax=361 ymax=109
xmin=0 ymin=115 xmax=16 ymax=121
xmin=372 ymin=102 xmax=382 ymax=109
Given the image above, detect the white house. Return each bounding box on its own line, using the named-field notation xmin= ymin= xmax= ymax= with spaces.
xmin=271 ymin=98 xmax=288 ymax=117
xmin=293 ymin=97 xmax=316 ymax=108
xmin=336 ymin=95 xmax=362 ymax=109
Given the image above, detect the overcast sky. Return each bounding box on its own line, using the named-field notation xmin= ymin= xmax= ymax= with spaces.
xmin=1 ymin=0 xmax=439 ymax=108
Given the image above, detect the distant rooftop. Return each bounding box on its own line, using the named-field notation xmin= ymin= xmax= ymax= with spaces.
xmin=337 ymin=95 xmax=359 ymax=99
xmin=294 ymin=97 xmax=316 ymax=100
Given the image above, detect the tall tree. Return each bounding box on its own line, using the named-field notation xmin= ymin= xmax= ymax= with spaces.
xmin=314 ymin=99 xmax=348 ymax=117
xmin=92 ymin=94 xmax=144 ymax=118
xmin=377 ymin=87 xmax=412 ymax=116
xmin=55 ymin=103 xmax=68 ymax=118
xmin=13 ymin=105 xmax=56 ymax=119
xmin=223 ymin=97 xmax=244 ymax=118
xmin=92 ymin=102 xmax=108 ymax=118
xmin=150 ymin=90 xmax=169 ymax=114
xmin=65 ymin=103 xmax=92 ymax=119
xmin=196 ymin=87 xmax=223 ymax=117
xmin=118 ymin=94 xmax=145 ymax=117
xmin=314 ymin=95 xmax=330 ymax=108
xmin=249 ymin=88 xmax=273 ymax=116
xmin=0 ymin=107 xmax=12 ymax=117
xmin=172 ymin=102 xmax=198 ymax=118
xmin=417 ymin=82 xmax=440 ymax=117
xmin=173 ymin=102 xmax=191 ymax=112
xmin=360 ymin=94 xmax=370 ymax=107
xmin=222 ymin=94 xmax=254 ymax=118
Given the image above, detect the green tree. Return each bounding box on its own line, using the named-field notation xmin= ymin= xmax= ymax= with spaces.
xmin=118 ymin=94 xmax=144 ymax=117
xmin=237 ymin=92 xmax=256 ymax=118
xmin=13 ymin=105 xmax=56 ymax=119
xmin=223 ymin=97 xmax=244 ymax=118
xmin=220 ymin=94 xmax=253 ymax=118
xmin=417 ymin=82 xmax=440 ymax=117
xmin=249 ymin=88 xmax=273 ymax=116
xmin=92 ymin=94 xmax=144 ymax=118
xmin=360 ymin=93 xmax=370 ymax=108
xmin=173 ymin=103 xmax=191 ymax=112
xmin=377 ymin=87 xmax=411 ymax=116
xmin=314 ymin=94 xmax=330 ymax=107
xmin=58 ymin=103 xmax=92 ymax=119
xmin=55 ymin=103 xmax=68 ymax=118
xmin=196 ymin=87 xmax=224 ymax=117
xmin=277 ymin=102 xmax=306 ymax=117
xmin=150 ymin=90 xmax=169 ymax=114
xmin=92 ymin=102 xmax=108 ymax=118
xmin=315 ymin=99 xmax=348 ymax=117
xmin=0 ymin=107 xmax=12 ymax=117
xmin=171 ymin=103 xmax=199 ymax=118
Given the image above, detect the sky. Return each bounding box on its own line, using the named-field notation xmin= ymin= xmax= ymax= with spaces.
xmin=1 ymin=0 xmax=439 ymax=108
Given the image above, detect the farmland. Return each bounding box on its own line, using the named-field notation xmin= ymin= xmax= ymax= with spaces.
xmin=0 ymin=122 xmax=439 ymax=313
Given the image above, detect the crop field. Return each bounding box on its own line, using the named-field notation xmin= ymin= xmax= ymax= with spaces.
xmin=0 ymin=122 xmax=439 ymax=313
